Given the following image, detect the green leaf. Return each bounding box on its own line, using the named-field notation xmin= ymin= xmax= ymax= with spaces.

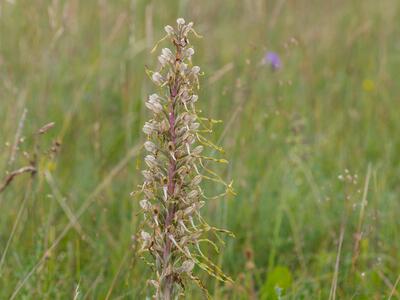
xmin=261 ymin=266 xmax=293 ymax=300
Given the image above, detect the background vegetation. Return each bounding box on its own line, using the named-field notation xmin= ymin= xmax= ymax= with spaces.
xmin=1 ymin=0 xmax=399 ymax=298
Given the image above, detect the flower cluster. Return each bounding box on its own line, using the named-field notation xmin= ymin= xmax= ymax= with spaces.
xmin=136 ymin=18 xmax=233 ymax=299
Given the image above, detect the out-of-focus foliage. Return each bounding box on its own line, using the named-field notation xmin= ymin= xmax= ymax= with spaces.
xmin=1 ymin=0 xmax=399 ymax=298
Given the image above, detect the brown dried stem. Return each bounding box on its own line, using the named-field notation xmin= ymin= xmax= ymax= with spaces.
xmin=0 ymin=166 xmax=37 ymax=194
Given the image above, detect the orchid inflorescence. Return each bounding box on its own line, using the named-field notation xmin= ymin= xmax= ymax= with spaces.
xmin=135 ymin=18 xmax=235 ymax=299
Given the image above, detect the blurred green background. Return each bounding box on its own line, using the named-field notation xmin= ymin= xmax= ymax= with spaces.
xmin=1 ymin=0 xmax=400 ymax=299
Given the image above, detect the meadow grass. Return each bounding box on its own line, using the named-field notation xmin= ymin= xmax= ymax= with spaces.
xmin=1 ymin=0 xmax=400 ymax=299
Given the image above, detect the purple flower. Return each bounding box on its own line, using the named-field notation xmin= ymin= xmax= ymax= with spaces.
xmin=264 ymin=51 xmax=282 ymax=70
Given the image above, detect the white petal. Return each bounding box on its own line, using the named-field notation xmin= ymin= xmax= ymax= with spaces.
xmin=164 ymin=25 xmax=174 ymax=35
xmin=176 ymin=18 xmax=185 ymax=25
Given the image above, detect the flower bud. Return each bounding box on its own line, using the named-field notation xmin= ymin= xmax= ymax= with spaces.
xmin=183 ymin=113 xmax=196 ymax=124
xmin=192 ymin=145 xmax=203 ymax=155
xmin=162 ymin=48 xmax=174 ymax=60
xmin=142 ymin=170 xmax=153 ymax=181
xmin=145 ymin=101 xmax=163 ymax=114
xmin=192 ymin=66 xmax=200 ymax=74
xmin=187 ymin=190 xmax=199 ymax=200
xmin=143 ymin=188 xmax=154 ymax=199
xmin=149 ymin=93 xmax=160 ymax=102
xmin=164 ymin=25 xmax=174 ymax=35
xmin=191 ymin=95 xmax=199 ymax=103
xmin=190 ymin=122 xmax=200 ymax=130
xmin=176 ymin=18 xmax=185 ymax=25
xmin=185 ymin=48 xmax=195 ymax=58
xmin=182 ymin=22 xmax=194 ymax=36
xmin=152 ymin=72 xmax=164 ymax=85
xmin=160 ymin=119 xmax=170 ymax=132
xmin=158 ymin=55 xmax=168 ymax=66
xmin=144 ymin=141 xmax=157 ymax=153
xmin=191 ymin=175 xmax=202 ymax=186
xmin=145 ymin=155 xmax=158 ymax=168
xmin=184 ymin=204 xmax=196 ymax=216
xmin=179 ymin=63 xmax=188 ymax=73
xmin=140 ymin=199 xmax=152 ymax=211
xmin=140 ymin=230 xmax=152 ymax=249
xmin=143 ymin=121 xmax=158 ymax=135
xmin=186 ymin=134 xmax=196 ymax=144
